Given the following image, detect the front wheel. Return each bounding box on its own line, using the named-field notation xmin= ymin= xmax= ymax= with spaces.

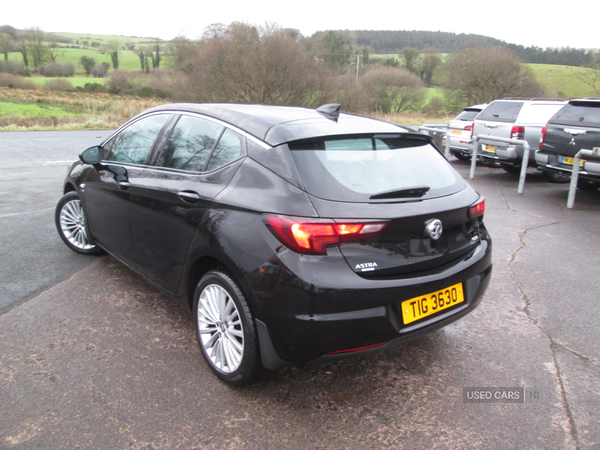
xmin=55 ymin=192 xmax=103 ymax=255
xmin=193 ymin=270 xmax=264 ymax=386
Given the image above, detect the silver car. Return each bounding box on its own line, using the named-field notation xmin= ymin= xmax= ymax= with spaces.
xmin=443 ymin=104 xmax=487 ymax=160
xmin=472 ymin=99 xmax=566 ymax=174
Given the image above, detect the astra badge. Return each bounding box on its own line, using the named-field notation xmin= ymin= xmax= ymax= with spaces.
xmin=355 ymin=262 xmax=378 ymax=272
xmin=425 ymin=219 xmax=443 ymax=240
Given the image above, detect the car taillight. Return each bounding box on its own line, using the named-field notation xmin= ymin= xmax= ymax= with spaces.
xmin=511 ymin=126 xmax=525 ymax=140
xmin=468 ymin=197 xmax=485 ymax=219
xmin=539 ymin=126 xmax=547 ymax=148
xmin=265 ymin=216 xmax=387 ymax=255
xmin=465 ymin=124 xmax=473 ymax=132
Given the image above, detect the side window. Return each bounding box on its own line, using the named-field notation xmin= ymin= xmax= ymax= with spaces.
xmin=105 ymin=114 xmax=169 ymax=164
xmin=206 ymin=129 xmax=244 ymax=171
xmin=159 ymin=115 xmax=224 ymax=172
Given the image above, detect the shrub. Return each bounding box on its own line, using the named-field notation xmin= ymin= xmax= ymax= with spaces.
xmin=0 ymin=73 xmax=37 ymax=89
xmin=422 ymin=96 xmax=445 ymax=114
xmin=39 ymin=63 xmax=75 ymax=77
xmin=105 ymin=69 xmax=134 ymax=94
xmin=91 ymin=62 xmax=110 ymax=78
xmin=82 ymin=82 xmax=106 ymax=92
xmin=44 ymin=78 xmax=74 ymax=91
xmin=0 ymin=60 xmax=27 ymax=75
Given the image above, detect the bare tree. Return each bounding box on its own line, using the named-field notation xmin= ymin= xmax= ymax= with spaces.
xmin=149 ymin=40 xmax=161 ymax=69
xmin=184 ymin=22 xmax=320 ymax=105
xmin=360 ymin=66 xmax=425 ymax=113
xmin=399 ymin=47 xmax=420 ymax=74
xmin=306 ymin=30 xmax=355 ymax=73
xmin=167 ymin=34 xmax=198 ymax=70
xmin=418 ymin=48 xmax=442 ymax=85
xmin=23 ymin=27 xmax=51 ymax=70
xmin=80 ymin=56 xmax=96 ymax=76
xmin=443 ymin=47 xmax=544 ymax=109
xmin=105 ymin=40 xmax=121 ymax=70
xmin=136 ymin=48 xmax=150 ymax=73
xmin=0 ymin=33 xmax=13 ymax=60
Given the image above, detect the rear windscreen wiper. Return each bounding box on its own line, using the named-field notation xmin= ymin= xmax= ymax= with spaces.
xmin=369 ymin=186 xmax=430 ymax=200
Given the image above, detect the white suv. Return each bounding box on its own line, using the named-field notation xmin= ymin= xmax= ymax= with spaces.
xmin=472 ymin=99 xmax=566 ymax=174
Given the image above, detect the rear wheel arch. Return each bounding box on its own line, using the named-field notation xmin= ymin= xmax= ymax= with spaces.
xmin=185 ymin=254 xmax=253 ymax=312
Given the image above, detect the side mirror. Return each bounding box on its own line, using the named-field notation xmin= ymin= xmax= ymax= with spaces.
xmin=79 ymin=146 xmax=103 ymax=165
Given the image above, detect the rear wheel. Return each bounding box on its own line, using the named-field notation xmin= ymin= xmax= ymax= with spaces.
xmin=452 ymin=151 xmax=470 ymax=161
xmin=55 ymin=192 xmax=103 ymax=255
xmin=545 ymin=171 xmax=571 ymax=183
xmin=501 ymin=163 xmax=521 ymax=175
xmin=193 ymin=270 xmax=264 ymax=386
xmin=577 ymin=178 xmax=600 ymax=192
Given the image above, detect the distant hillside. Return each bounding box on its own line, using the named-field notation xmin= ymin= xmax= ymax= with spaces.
xmin=352 ymin=30 xmax=507 ymax=53
xmin=350 ymin=30 xmax=595 ymax=67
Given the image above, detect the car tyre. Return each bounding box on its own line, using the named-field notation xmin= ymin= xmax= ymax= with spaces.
xmin=55 ymin=192 xmax=103 ymax=255
xmin=577 ymin=178 xmax=600 ymax=192
xmin=452 ymin=151 xmax=471 ymax=162
xmin=545 ymin=171 xmax=571 ymax=183
xmin=501 ymin=163 xmax=521 ymax=175
xmin=193 ymin=270 xmax=264 ymax=386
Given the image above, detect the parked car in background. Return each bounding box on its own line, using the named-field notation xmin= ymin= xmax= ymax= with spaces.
xmin=55 ymin=103 xmax=492 ymax=386
xmin=472 ymin=99 xmax=567 ymax=174
xmin=536 ymin=98 xmax=600 ymax=188
xmin=442 ymin=104 xmax=487 ymax=160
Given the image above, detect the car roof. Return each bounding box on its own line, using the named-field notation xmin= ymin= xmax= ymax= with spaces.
xmin=568 ymin=98 xmax=600 ymax=106
xmin=142 ymin=103 xmax=410 ymax=146
xmin=464 ymin=104 xmax=487 ymax=111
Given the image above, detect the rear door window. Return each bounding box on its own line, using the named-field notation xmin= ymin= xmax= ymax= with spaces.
xmin=289 ymin=135 xmax=464 ymax=202
xmin=157 ymin=115 xmax=245 ymax=172
xmin=159 ymin=115 xmax=225 ymax=172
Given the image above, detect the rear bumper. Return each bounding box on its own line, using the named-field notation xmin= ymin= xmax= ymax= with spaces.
xmin=251 ymin=238 xmax=492 ymax=365
xmin=536 ymin=152 xmax=600 ymax=181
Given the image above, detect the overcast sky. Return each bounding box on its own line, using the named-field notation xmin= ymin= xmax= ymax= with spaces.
xmin=4 ymin=0 xmax=599 ymax=50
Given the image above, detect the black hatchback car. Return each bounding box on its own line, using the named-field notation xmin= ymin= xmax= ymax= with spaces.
xmin=55 ymin=103 xmax=492 ymax=385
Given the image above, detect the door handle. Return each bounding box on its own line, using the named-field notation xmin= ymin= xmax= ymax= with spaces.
xmin=177 ymin=191 xmax=201 ymax=203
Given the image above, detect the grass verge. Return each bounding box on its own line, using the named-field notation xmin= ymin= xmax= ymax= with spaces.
xmin=0 ymin=87 xmax=163 ymax=131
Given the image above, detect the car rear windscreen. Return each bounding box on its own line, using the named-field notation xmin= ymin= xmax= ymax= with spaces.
xmin=549 ymin=102 xmax=600 ymax=127
xmin=477 ymin=101 xmax=523 ymax=123
xmin=289 ymin=135 xmax=464 ymax=202
xmin=454 ymin=109 xmax=481 ymax=121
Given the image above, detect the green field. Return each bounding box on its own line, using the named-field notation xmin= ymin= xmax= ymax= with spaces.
xmin=529 ymin=64 xmax=597 ymax=99
xmin=26 ymin=76 xmax=106 ymax=88
xmin=55 ymin=32 xmax=161 ymax=46
xmin=0 ymin=101 xmax=77 ymax=118
xmin=8 ymin=47 xmax=144 ymax=73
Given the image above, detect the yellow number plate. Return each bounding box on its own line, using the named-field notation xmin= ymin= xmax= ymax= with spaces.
xmin=451 ymin=129 xmax=463 ymax=135
xmin=401 ymin=283 xmax=465 ymax=325
xmin=483 ymin=145 xmax=497 ymax=153
xmin=561 ymin=157 xmax=585 ymax=166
